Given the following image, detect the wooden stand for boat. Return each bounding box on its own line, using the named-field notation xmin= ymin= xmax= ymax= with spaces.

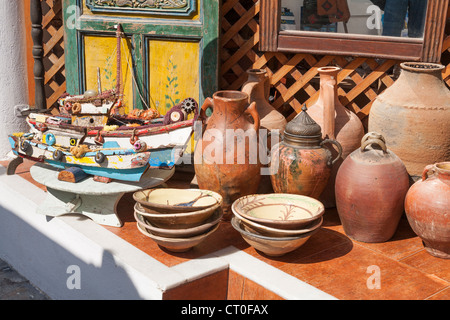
xmin=30 ymin=162 xmax=174 ymax=227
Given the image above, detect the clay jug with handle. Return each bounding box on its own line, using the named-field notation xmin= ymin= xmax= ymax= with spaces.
xmin=194 ymin=91 xmax=262 ymax=220
xmin=270 ymin=105 xmax=342 ymax=199
xmin=241 ymin=68 xmax=287 ymax=133
xmin=307 ymin=66 xmax=365 ymax=208
xmin=335 ymin=132 xmax=410 ymax=243
xmin=405 ymin=162 xmax=450 ymax=259
xmin=241 ymin=69 xmax=287 ymax=194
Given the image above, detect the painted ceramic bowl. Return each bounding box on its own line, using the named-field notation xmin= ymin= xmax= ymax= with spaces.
xmin=134 ymin=208 xmax=223 ymax=238
xmin=134 ymin=202 xmax=219 ymax=229
xmin=232 ymin=207 xmax=323 ymax=237
xmin=231 ymin=217 xmax=318 ymax=257
xmin=133 ymin=188 xmax=222 ymax=213
xmin=232 ymin=194 xmax=325 ymax=230
xmin=136 ymin=220 xmax=220 ymax=253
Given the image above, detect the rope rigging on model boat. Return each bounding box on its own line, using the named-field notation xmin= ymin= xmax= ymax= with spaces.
xmin=8 ymin=24 xmax=199 ymax=182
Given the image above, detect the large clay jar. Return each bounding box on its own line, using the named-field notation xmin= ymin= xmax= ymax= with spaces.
xmin=335 ymin=132 xmax=410 ymax=243
xmin=194 ymin=91 xmax=262 ymax=220
xmin=369 ymin=62 xmax=450 ymax=180
xmin=241 ymin=68 xmax=287 ymax=133
xmin=405 ymin=162 xmax=450 ymax=259
xmin=270 ymin=105 xmax=342 ymax=199
xmin=307 ymin=66 xmax=365 ymax=208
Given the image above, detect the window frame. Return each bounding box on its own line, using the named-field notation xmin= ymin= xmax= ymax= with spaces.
xmin=260 ymin=0 xmax=449 ymax=62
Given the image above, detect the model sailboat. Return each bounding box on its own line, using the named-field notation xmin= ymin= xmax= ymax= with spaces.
xmin=8 ymin=25 xmax=199 ymax=182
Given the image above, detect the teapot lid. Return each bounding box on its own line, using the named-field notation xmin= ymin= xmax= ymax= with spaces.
xmin=284 ymin=105 xmax=322 ymax=139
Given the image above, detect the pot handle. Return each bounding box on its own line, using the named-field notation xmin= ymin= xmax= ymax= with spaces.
xmin=360 ymin=132 xmax=387 ymax=153
xmin=199 ymin=97 xmax=213 ymax=122
xmin=244 ymin=101 xmax=260 ymax=132
xmin=320 ymin=139 xmax=343 ymax=166
xmin=421 ymin=164 xmax=436 ymax=181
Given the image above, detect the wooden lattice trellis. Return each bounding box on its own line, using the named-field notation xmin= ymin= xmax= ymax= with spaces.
xmin=34 ymin=0 xmax=449 ymax=121
xmin=221 ymin=0 xmax=450 ymax=129
xmin=41 ymin=0 xmax=66 ymax=108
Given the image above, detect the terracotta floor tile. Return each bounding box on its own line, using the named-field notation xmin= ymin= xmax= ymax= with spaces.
xmin=280 ymin=241 xmax=448 ymax=300
xmin=400 ymin=250 xmax=450 ymax=283
xmin=240 ymin=277 xmax=284 ymax=300
xmin=425 ymin=286 xmax=450 ymax=300
xmin=227 ymin=270 xmax=245 ymax=300
xmin=2 ymin=160 xmax=448 ymax=300
xmin=236 ymin=227 xmax=352 ymax=270
xmin=163 ymin=269 xmax=228 ymax=300
xmin=348 ymin=215 xmax=425 ymax=261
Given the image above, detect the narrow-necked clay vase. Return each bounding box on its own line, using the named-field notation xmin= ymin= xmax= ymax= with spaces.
xmin=270 ymin=105 xmax=342 ymax=199
xmin=241 ymin=68 xmax=287 ymax=133
xmin=307 ymin=66 xmax=365 ymax=208
xmin=241 ymin=69 xmax=287 ymax=194
xmin=405 ymin=162 xmax=450 ymax=259
xmin=194 ymin=91 xmax=262 ymax=220
xmin=369 ymin=62 xmax=450 ymax=180
xmin=335 ymin=132 xmax=410 ymax=243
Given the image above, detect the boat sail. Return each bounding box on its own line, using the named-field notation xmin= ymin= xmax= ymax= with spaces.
xmin=8 ymin=24 xmax=199 ymax=182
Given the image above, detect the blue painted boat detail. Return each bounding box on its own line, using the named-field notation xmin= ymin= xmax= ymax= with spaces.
xmin=45 ymin=160 xmax=149 ymax=182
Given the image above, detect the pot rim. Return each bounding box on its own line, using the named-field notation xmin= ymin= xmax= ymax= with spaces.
xmin=247 ymin=68 xmax=267 ymax=75
xmin=213 ymin=90 xmax=248 ymax=101
xmin=435 ymin=162 xmax=450 ymax=173
xmin=400 ymin=62 xmax=445 ymax=73
xmin=317 ymin=66 xmax=342 ymax=74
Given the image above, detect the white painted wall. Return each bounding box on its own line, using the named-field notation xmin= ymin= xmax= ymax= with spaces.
xmin=0 ymin=0 xmax=29 ymax=158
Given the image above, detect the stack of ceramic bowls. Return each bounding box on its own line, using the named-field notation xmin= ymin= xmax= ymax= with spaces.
xmin=133 ymin=188 xmax=223 ymax=252
xmin=231 ymin=194 xmax=324 ymax=257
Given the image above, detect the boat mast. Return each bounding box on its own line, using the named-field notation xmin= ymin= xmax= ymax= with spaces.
xmin=115 ymin=24 xmax=123 ymax=99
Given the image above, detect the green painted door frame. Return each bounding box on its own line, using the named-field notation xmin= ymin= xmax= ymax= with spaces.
xmin=62 ymin=0 xmax=219 ymax=111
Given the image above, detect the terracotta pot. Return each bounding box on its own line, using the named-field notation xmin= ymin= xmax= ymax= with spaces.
xmin=241 ymin=68 xmax=287 ymax=133
xmin=335 ymin=132 xmax=410 ymax=243
xmin=307 ymin=66 xmax=365 ymax=208
xmin=270 ymin=106 xmax=342 ymax=199
xmin=369 ymin=62 xmax=450 ymax=180
xmin=194 ymin=91 xmax=262 ymax=219
xmin=242 ymin=69 xmax=287 ymax=194
xmin=405 ymin=162 xmax=450 ymax=259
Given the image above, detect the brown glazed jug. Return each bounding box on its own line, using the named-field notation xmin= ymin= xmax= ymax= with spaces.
xmin=194 ymin=91 xmax=262 ymax=219
xmin=241 ymin=68 xmax=287 ymax=133
xmin=335 ymin=132 xmax=410 ymax=243
xmin=405 ymin=162 xmax=450 ymax=259
xmin=369 ymin=62 xmax=450 ymax=180
xmin=270 ymin=105 xmax=342 ymax=199
xmin=307 ymin=66 xmax=365 ymax=208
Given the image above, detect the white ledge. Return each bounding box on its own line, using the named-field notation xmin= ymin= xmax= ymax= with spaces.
xmin=0 ymin=165 xmax=335 ymax=300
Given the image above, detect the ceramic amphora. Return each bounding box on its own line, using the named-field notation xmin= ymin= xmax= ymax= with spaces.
xmin=194 ymin=91 xmax=263 ymax=219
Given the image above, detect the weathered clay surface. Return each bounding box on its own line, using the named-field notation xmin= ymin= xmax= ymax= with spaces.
xmin=335 ymin=133 xmax=410 ymax=243
xmin=405 ymin=162 xmax=450 ymax=259
xmin=369 ymin=63 xmax=450 ymax=179
xmin=194 ymin=91 xmax=262 ymax=219
xmin=307 ymin=66 xmax=365 ymax=207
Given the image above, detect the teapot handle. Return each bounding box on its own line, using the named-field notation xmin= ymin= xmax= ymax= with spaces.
xmin=199 ymin=97 xmax=213 ymax=122
xmin=320 ymin=139 xmax=343 ymax=166
xmin=421 ymin=164 xmax=436 ymax=181
xmin=244 ymin=101 xmax=260 ymax=132
xmin=361 ymin=132 xmax=387 ymax=153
